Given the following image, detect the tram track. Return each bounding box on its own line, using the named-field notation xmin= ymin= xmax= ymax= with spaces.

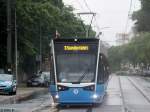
xmin=38 ymin=76 xmax=150 ymax=112
xmin=47 ymin=75 xmax=118 ymax=112
xmin=119 ymin=76 xmax=150 ymax=112
xmin=118 ymin=76 xmax=131 ymax=112
xmin=86 ymin=107 xmax=93 ymax=112
xmin=33 ymin=75 xmax=125 ymax=112
xmin=47 ymin=104 xmax=93 ymax=112
xmin=126 ymin=77 xmax=150 ymax=103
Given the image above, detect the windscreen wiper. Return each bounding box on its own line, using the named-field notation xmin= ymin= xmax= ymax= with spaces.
xmin=77 ymin=68 xmax=90 ymax=83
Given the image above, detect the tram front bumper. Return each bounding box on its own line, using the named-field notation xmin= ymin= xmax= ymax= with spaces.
xmin=55 ymin=95 xmax=102 ymax=104
xmin=54 ymin=90 xmax=103 ymax=104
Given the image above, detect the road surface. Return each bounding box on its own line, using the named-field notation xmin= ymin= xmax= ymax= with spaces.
xmin=1 ymin=75 xmax=150 ymax=112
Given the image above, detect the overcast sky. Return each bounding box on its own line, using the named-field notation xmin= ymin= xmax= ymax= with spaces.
xmin=63 ymin=0 xmax=141 ymax=45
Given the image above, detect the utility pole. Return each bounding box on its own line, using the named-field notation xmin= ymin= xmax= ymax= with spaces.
xmin=15 ymin=0 xmax=18 ymax=83
xmin=39 ymin=21 xmax=42 ymax=71
xmin=7 ymin=0 xmax=12 ymax=69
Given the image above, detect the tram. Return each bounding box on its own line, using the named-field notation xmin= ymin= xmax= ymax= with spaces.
xmin=49 ymin=38 xmax=110 ymax=105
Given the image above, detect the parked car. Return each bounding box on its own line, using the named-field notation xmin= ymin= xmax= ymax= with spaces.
xmin=143 ymin=70 xmax=150 ymax=77
xmin=116 ymin=70 xmax=130 ymax=76
xmin=129 ymin=69 xmax=137 ymax=75
xmin=27 ymin=71 xmax=50 ymax=87
xmin=41 ymin=71 xmax=50 ymax=86
xmin=27 ymin=76 xmax=44 ymax=87
xmin=0 ymin=74 xmax=17 ymax=95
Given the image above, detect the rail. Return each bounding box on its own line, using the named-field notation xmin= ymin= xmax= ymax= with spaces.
xmin=127 ymin=77 xmax=150 ymax=103
xmin=118 ymin=76 xmax=131 ymax=112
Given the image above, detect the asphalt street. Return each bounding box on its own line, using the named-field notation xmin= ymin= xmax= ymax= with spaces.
xmin=1 ymin=75 xmax=150 ymax=112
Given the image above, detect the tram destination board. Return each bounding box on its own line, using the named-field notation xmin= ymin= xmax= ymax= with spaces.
xmin=54 ymin=39 xmax=99 ymax=54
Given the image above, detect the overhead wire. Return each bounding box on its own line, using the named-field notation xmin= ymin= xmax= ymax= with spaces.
xmin=82 ymin=0 xmax=92 ymax=25
xmin=82 ymin=0 xmax=101 ymax=37
xmin=78 ymin=0 xmax=110 ymax=43
xmin=77 ymin=0 xmax=96 ymax=38
xmin=83 ymin=0 xmax=92 ymax=12
xmin=94 ymin=17 xmax=101 ymax=32
xmin=77 ymin=0 xmax=85 ymax=11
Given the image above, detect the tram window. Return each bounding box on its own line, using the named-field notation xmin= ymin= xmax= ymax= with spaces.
xmin=103 ymin=66 xmax=106 ymax=81
xmin=105 ymin=66 xmax=107 ymax=80
xmin=102 ymin=54 xmax=110 ymax=81
xmin=105 ymin=66 xmax=109 ymax=79
xmin=97 ymin=60 xmax=105 ymax=84
xmin=104 ymin=65 xmax=109 ymax=81
xmin=105 ymin=64 xmax=110 ymax=80
xmin=56 ymin=54 xmax=96 ymax=83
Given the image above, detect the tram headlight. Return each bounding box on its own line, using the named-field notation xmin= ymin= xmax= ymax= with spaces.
xmin=55 ymin=94 xmax=59 ymax=99
xmin=92 ymin=94 xmax=98 ymax=99
xmin=57 ymin=85 xmax=69 ymax=91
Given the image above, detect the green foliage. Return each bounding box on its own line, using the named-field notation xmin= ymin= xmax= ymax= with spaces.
xmin=108 ymin=46 xmax=122 ymax=71
xmin=16 ymin=0 xmax=96 ymax=74
xmin=108 ymin=33 xmax=150 ymax=71
xmin=0 ymin=0 xmax=7 ymax=68
xmin=111 ymin=0 xmax=150 ymax=71
xmin=132 ymin=0 xmax=150 ymax=32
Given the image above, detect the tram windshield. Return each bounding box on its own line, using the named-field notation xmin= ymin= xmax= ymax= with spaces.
xmin=56 ymin=54 xmax=96 ymax=83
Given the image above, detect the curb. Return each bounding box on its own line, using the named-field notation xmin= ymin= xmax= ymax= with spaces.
xmin=31 ymin=95 xmax=54 ymax=112
xmin=0 ymin=88 xmax=48 ymax=104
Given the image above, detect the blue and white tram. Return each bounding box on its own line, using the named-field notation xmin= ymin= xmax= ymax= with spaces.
xmin=49 ymin=38 xmax=110 ymax=105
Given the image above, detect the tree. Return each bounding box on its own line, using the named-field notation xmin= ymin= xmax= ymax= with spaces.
xmin=108 ymin=33 xmax=150 ymax=71
xmin=16 ymin=0 xmax=96 ymax=76
xmin=132 ymin=0 xmax=150 ymax=32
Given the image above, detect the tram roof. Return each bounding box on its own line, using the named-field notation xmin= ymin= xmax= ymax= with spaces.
xmin=53 ymin=38 xmax=99 ymax=43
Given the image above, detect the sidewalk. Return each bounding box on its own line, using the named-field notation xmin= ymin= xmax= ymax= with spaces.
xmin=0 ymin=87 xmax=48 ymax=104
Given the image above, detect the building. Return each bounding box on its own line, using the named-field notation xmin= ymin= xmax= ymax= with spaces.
xmin=116 ymin=33 xmax=129 ymax=46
